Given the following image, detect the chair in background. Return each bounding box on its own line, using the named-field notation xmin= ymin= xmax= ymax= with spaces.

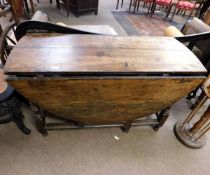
xmin=116 ymin=0 xmax=152 ymax=13
xmin=0 ymin=24 xmax=31 ymax=135
xmin=133 ymin=0 xmax=153 ymax=14
xmin=116 ymin=0 xmax=135 ymax=12
xmin=194 ymin=0 xmax=205 ymax=16
xmin=199 ymin=0 xmax=210 ymax=18
xmin=57 ymin=0 xmax=99 ymax=17
xmin=150 ymin=0 xmax=173 ymax=19
xmin=0 ymin=0 xmax=11 ymax=18
xmin=164 ymin=10 xmax=210 ymax=99
xmin=6 ymin=0 xmax=35 ymax=23
xmin=116 ymin=0 xmax=124 ymax=10
xmin=171 ymin=0 xmax=198 ymax=21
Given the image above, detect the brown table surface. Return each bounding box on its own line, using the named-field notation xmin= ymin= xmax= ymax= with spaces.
xmin=4 ymin=34 xmax=207 ymax=76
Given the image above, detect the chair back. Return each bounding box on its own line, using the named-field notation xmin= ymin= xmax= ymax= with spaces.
xmin=7 ymin=0 xmax=23 ymax=23
xmin=176 ymin=31 xmax=210 ymax=72
xmin=203 ymin=8 xmax=210 ymax=25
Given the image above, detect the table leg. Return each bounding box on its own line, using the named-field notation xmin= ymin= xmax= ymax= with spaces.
xmin=122 ymin=120 xmax=133 ymax=133
xmin=30 ymin=103 xmax=48 ymax=136
xmin=129 ymin=0 xmax=133 ymax=12
xmin=153 ymin=107 xmax=170 ymax=131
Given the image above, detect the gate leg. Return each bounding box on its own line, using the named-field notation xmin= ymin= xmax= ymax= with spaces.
xmin=153 ymin=107 xmax=170 ymax=131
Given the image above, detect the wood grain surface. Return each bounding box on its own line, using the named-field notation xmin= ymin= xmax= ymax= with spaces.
xmin=4 ymin=35 xmax=207 ymax=75
xmin=4 ymin=34 xmax=207 ymax=123
xmin=7 ymin=76 xmax=204 ymax=123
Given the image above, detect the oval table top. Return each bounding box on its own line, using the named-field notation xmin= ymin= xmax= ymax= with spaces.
xmin=4 ymin=35 xmax=207 ymax=76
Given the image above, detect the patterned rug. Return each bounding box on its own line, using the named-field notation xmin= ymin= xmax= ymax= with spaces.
xmin=112 ymin=11 xmax=184 ymax=36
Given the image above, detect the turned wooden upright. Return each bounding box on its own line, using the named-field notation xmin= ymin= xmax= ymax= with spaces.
xmin=189 ymin=76 xmax=210 ymax=139
xmin=174 ymin=75 xmax=210 ymax=149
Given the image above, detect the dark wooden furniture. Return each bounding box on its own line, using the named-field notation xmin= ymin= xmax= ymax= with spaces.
xmin=3 ymin=29 xmax=207 ymax=136
xmin=116 ymin=0 xmax=124 ymax=10
xmin=0 ymin=24 xmax=30 ymax=134
xmin=0 ymin=0 xmax=11 ymax=18
xmin=0 ymin=68 xmax=31 ymax=135
xmin=58 ymin=0 xmax=99 ymax=17
xmin=7 ymin=0 xmax=35 ymax=23
xmin=0 ymin=23 xmax=17 ymax=66
xmin=174 ymin=75 xmax=210 ymax=149
xmin=174 ymin=19 xmax=210 ymax=99
xmin=164 ymin=15 xmax=210 ymax=99
xmin=171 ymin=0 xmax=198 ymax=21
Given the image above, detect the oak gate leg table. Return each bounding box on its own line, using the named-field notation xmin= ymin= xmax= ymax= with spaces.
xmin=3 ymin=22 xmax=207 ymax=136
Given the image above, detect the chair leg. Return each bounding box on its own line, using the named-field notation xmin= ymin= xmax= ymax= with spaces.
xmin=55 ymin=0 xmax=61 ymax=11
xmin=29 ymin=0 xmax=35 ymax=14
xmin=121 ymin=0 xmax=124 ymax=8
xmin=134 ymin=0 xmax=137 ymax=13
xmin=176 ymin=9 xmax=180 ymax=15
xmin=66 ymin=1 xmax=70 ymax=18
xmin=147 ymin=2 xmax=152 ymax=15
xmin=137 ymin=0 xmax=140 ymax=11
xmin=150 ymin=4 xmax=156 ymax=17
xmin=171 ymin=7 xmax=177 ymax=21
xmin=116 ymin=0 xmax=120 ymax=10
xmin=187 ymin=9 xmax=194 ymax=20
xmin=50 ymin=0 xmax=52 ymax=4
xmin=129 ymin=0 xmax=133 ymax=12
xmin=165 ymin=5 xmax=172 ymax=20
xmin=182 ymin=10 xmax=186 ymax=17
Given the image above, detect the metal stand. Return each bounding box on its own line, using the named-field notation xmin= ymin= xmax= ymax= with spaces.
xmin=30 ymin=103 xmax=171 ymax=136
xmin=174 ymin=92 xmax=210 ymax=149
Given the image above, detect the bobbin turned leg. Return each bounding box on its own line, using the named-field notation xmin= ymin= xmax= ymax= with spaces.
xmin=30 ymin=103 xmax=48 ymax=136
xmin=153 ymin=107 xmax=170 ymax=131
xmin=122 ymin=120 xmax=133 ymax=133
